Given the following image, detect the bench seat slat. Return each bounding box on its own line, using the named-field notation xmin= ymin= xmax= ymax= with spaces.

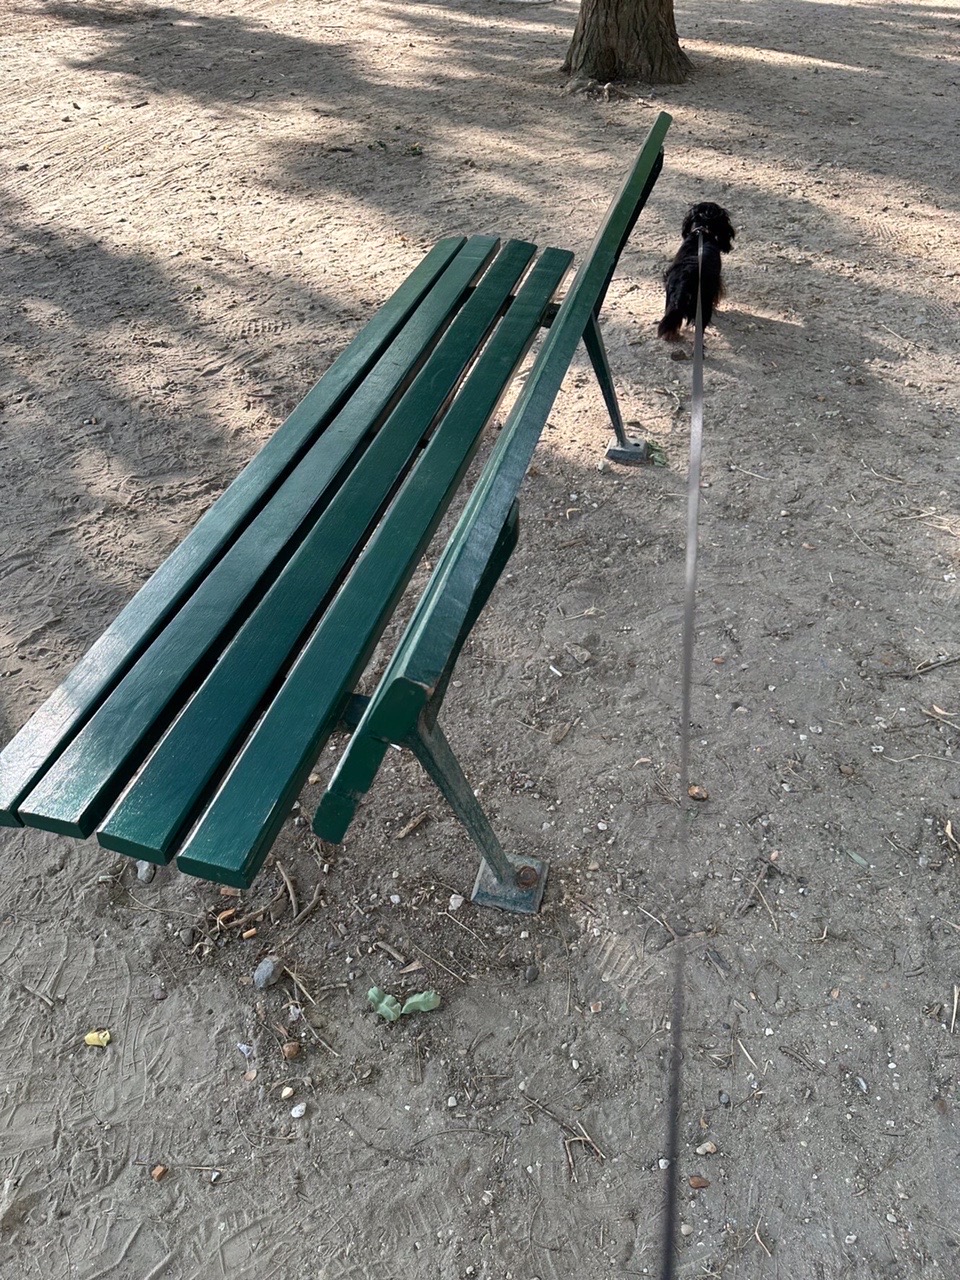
xmin=170 ymin=247 xmax=573 ymax=887
xmin=96 ymin=239 xmax=541 ymax=863
xmin=0 ymin=235 xmax=469 ymax=827
xmin=15 ymin=236 xmax=500 ymax=838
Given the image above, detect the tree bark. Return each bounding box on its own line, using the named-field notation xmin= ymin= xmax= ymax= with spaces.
xmin=563 ymin=0 xmax=691 ymax=85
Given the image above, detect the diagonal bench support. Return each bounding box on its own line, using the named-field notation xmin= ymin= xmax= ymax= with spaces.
xmin=541 ymin=304 xmax=649 ymax=463
xmin=404 ymin=500 xmax=545 ymax=912
xmin=404 ymin=716 xmax=548 ymax=914
xmin=582 ymin=311 xmax=651 ymax=465
xmin=329 ymin=502 xmax=547 ymax=909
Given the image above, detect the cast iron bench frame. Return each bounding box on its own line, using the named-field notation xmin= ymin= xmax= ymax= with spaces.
xmin=0 ymin=112 xmax=671 ymax=914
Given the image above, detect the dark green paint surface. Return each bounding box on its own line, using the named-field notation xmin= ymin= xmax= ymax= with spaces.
xmin=16 ymin=237 xmax=498 ymax=836
xmin=98 ymin=240 xmax=544 ymax=862
xmin=314 ymin=114 xmax=672 ymax=838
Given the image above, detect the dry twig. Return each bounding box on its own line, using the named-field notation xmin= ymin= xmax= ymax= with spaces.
xmin=275 ymin=860 xmax=299 ymax=919
xmin=411 ymin=942 xmax=468 ymax=984
xmin=754 ymin=1218 xmax=773 ymax=1258
xmin=226 ymin=888 xmax=285 ymax=931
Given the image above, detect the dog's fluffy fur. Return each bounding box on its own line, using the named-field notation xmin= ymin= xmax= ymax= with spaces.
xmin=657 ymin=202 xmax=735 ymax=342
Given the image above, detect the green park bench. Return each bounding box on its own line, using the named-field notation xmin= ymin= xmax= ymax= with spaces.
xmin=0 ymin=112 xmax=671 ymax=914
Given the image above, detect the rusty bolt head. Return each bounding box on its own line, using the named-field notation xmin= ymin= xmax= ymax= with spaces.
xmin=516 ymin=865 xmax=539 ymax=889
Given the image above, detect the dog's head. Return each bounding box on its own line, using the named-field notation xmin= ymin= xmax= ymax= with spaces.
xmin=681 ymin=202 xmax=735 ymax=253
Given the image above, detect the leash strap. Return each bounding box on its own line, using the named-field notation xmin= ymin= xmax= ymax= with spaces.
xmin=659 ymin=231 xmax=705 ymax=1280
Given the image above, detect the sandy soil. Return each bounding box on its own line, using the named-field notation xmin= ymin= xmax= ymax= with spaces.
xmin=1 ymin=0 xmax=959 ymax=1276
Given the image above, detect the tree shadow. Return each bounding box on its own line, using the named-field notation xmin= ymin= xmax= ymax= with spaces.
xmin=0 ymin=182 xmax=348 ymax=739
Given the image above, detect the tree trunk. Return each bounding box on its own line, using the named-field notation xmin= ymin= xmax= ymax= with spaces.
xmin=562 ymin=0 xmax=691 ymax=85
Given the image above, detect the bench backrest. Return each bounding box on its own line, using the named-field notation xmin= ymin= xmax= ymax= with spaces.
xmin=314 ymin=111 xmax=672 ymax=841
xmin=385 ymin=113 xmax=671 ymax=697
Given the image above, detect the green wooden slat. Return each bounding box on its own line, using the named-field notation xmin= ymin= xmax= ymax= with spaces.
xmin=16 ymin=236 xmax=500 ymax=838
xmin=313 ymin=115 xmax=671 ymax=840
xmin=0 ymin=235 xmax=467 ymax=828
xmin=173 ymin=247 xmax=574 ymax=887
xmin=97 ymin=239 xmax=540 ymax=863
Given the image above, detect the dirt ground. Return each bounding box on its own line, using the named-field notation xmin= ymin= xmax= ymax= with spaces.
xmin=1 ymin=0 xmax=959 ymax=1276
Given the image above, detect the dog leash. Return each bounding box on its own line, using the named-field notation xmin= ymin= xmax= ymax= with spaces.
xmin=659 ymin=230 xmax=706 ymax=1280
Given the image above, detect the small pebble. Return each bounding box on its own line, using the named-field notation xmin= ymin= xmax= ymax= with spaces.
xmin=719 ymin=1091 xmax=731 ymax=1107
xmin=571 ymin=1059 xmax=580 ymax=1071
xmin=179 ymin=927 xmax=196 ymax=948
xmin=680 ymin=1224 xmax=694 ymax=1237
xmin=524 ymin=964 xmax=540 ymax=984
xmin=209 ymin=1170 xmax=222 ymax=1185
xmin=688 ymin=1175 xmax=710 ymax=1190
xmin=695 ymin=1141 xmax=718 ymax=1156
xmin=290 ymin=1102 xmax=307 ymax=1119
xmin=253 ymin=955 xmax=284 ymax=990
xmin=658 ymin=1158 xmax=671 ymax=1170
xmin=281 ymin=1040 xmax=301 ymax=1060
xmin=844 ymin=1234 xmax=857 ymax=1245
xmin=449 ymin=893 xmax=465 ymax=911
xmin=136 ymin=860 xmax=156 ymax=884
xmin=447 ymin=1096 xmax=458 ymax=1108
xmin=281 ymin=1086 xmax=295 ymax=1100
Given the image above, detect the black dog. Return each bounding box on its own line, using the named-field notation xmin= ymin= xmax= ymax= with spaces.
xmin=657 ymin=202 xmax=735 ymax=342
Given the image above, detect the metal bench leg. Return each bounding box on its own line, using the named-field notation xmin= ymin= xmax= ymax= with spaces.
xmin=582 ymin=311 xmax=649 ymax=465
xmin=406 ymin=715 xmax=547 ymax=914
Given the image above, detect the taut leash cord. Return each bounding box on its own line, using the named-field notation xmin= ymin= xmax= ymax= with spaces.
xmin=659 ymin=229 xmax=705 ymax=1280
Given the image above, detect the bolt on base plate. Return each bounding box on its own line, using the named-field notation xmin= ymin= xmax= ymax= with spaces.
xmin=605 ymin=435 xmax=650 ymax=464
xmin=471 ymin=854 xmax=548 ymax=914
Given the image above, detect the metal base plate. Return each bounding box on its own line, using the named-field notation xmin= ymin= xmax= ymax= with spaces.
xmin=471 ymin=854 xmax=548 ymax=915
xmin=605 ymin=436 xmax=650 ymax=464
